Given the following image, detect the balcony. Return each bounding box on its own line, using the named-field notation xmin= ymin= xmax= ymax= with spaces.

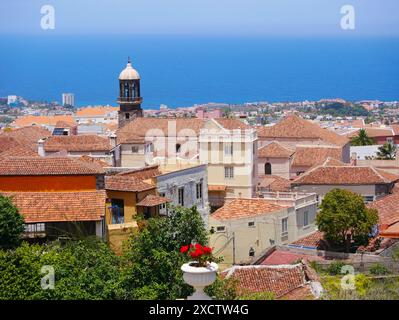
xmin=259 ymin=191 xmax=318 ymax=209
xmin=117 ymin=97 xmax=143 ymax=104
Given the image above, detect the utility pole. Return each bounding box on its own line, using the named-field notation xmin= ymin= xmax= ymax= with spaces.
xmin=232 ymin=232 xmax=236 ymax=265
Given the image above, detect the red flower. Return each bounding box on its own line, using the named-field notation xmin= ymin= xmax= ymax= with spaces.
xmin=190 ymin=250 xmax=199 ymax=259
xmin=180 ymin=245 xmax=189 ymax=253
xmin=203 ymin=246 xmax=212 ymax=254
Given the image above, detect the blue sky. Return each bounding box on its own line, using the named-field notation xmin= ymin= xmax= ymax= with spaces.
xmin=0 ymin=0 xmax=398 ymax=36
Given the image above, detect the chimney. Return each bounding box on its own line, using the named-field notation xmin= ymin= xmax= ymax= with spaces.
xmin=350 ymin=152 xmax=357 ymax=166
xmin=109 ymin=133 xmax=117 ymax=149
xmin=38 ymin=139 xmax=45 ymax=157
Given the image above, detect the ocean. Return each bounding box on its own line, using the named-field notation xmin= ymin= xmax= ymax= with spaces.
xmin=0 ymin=35 xmax=398 ymax=108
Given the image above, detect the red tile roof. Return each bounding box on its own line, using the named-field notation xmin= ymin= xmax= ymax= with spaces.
xmin=117 ymin=165 xmax=162 ymax=180
xmin=136 ymin=194 xmax=171 ymax=207
xmin=222 ymin=265 xmax=313 ymax=299
xmin=0 ymin=144 xmax=38 ymax=157
xmin=117 ymin=118 xmax=205 ymax=144
xmin=290 ymin=231 xmax=324 ymax=249
xmin=369 ymin=192 xmax=399 ymax=226
xmin=258 ymin=175 xmax=291 ymax=192
xmin=2 ymin=191 xmax=105 ymax=223
xmin=292 ymin=165 xmax=399 ymax=185
xmin=1 ymin=126 xmax=51 ymax=151
xmin=0 ymin=157 xmax=105 ymax=176
xmin=44 ymin=135 xmax=111 ymax=152
xmin=291 ymin=146 xmax=343 ymax=168
xmin=257 ymin=115 xmax=348 ymax=146
xmin=347 ymin=127 xmax=394 ymax=138
xmin=258 ymin=142 xmax=294 ymax=158
xmin=105 ymin=175 xmax=155 ymax=192
xmin=260 ymin=249 xmax=324 ymax=265
xmin=213 ymin=118 xmax=251 ymax=130
xmin=211 ymin=198 xmax=288 ymax=221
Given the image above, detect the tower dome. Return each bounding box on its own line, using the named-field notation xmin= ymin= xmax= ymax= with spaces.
xmin=119 ymin=57 xmax=140 ymax=80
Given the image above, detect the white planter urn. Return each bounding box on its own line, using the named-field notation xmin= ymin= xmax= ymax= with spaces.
xmin=181 ymin=262 xmax=218 ymax=300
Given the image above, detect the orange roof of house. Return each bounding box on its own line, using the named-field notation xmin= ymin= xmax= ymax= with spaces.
xmin=105 ymin=175 xmax=155 ymax=193
xmin=44 ymin=135 xmax=111 ymax=152
xmin=291 ymin=146 xmax=343 ymax=168
xmin=258 ymin=142 xmax=294 ymax=158
xmin=2 ymin=126 xmax=51 ymax=150
xmin=0 ymin=144 xmax=38 ymax=157
xmin=54 ymin=120 xmax=76 ymax=128
xmin=213 ymin=118 xmax=251 ymax=130
xmin=290 ymin=231 xmax=324 ymax=249
xmin=292 ymin=165 xmax=399 ymax=185
xmin=258 ymin=175 xmax=291 ymax=192
xmin=212 ymin=198 xmax=287 ymax=221
xmin=369 ymin=191 xmax=399 ymax=227
xmin=257 ymin=115 xmax=348 ymax=146
xmin=2 ymin=190 xmax=106 ymax=223
xmin=117 ymin=118 xmax=205 ymax=144
xmin=136 ymin=194 xmax=171 ymax=207
xmin=347 ymin=127 xmax=394 ymax=138
xmin=0 ymin=157 xmax=104 ymax=176
xmin=222 ymin=265 xmax=314 ymax=299
xmin=76 ymin=106 xmax=118 ymax=117
xmin=78 ymin=155 xmax=110 ymax=168
xmin=117 ymin=165 xmax=162 ymax=180
xmin=13 ymin=115 xmax=76 ymax=128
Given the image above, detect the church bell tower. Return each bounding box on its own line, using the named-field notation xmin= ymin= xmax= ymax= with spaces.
xmin=117 ymin=57 xmax=143 ymax=128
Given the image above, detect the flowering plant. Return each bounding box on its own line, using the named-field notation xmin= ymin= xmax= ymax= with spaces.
xmin=180 ymin=243 xmax=216 ymax=267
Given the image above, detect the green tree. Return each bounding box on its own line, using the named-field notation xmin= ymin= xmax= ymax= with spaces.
xmin=0 ymin=239 xmax=125 ymax=300
xmin=120 ymin=205 xmax=208 ymax=300
xmin=316 ymin=189 xmax=379 ymax=252
xmin=376 ymin=142 xmax=396 ymax=160
xmin=350 ymin=129 xmax=375 ymax=146
xmin=0 ymin=195 xmax=25 ymax=249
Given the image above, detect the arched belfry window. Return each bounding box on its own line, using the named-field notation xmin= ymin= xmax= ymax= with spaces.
xmin=265 ymin=162 xmax=272 ymax=175
xmin=123 ymin=83 xmax=129 ymax=98
xmin=176 ymin=144 xmax=181 ymax=154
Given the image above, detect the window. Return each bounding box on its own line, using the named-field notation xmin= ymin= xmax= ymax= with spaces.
xmin=264 ymin=162 xmax=272 ymax=175
xmin=145 ymin=143 xmax=153 ymax=154
xmin=224 ymin=166 xmax=234 ymax=179
xmin=159 ymin=192 xmax=166 ymax=210
xmin=216 ymin=226 xmax=226 ymax=232
xmin=281 ymin=217 xmax=288 ymax=235
xmin=125 ymin=113 xmax=130 ymax=120
xmin=304 ymin=211 xmax=309 ymax=227
xmin=176 ymin=143 xmax=181 ymax=154
xmin=131 ymin=146 xmax=139 ymax=153
xmin=25 ymin=223 xmax=45 ymax=233
xmin=178 ymin=187 xmax=184 ymax=206
xmin=364 ymin=196 xmax=375 ymax=203
xmin=224 ymin=143 xmax=233 ymax=155
xmin=249 ymin=247 xmax=255 ymax=257
xmin=196 ymin=182 xmax=203 ymax=200
xmin=248 ymin=221 xmax=255 ymax=228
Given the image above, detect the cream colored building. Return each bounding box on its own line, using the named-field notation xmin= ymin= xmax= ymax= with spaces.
xmin=209 ymin=193 xmax=318 ymax=268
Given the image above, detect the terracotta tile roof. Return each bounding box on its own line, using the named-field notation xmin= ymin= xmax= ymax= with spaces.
xmin=258 ymin=175 xmax=291 ymax=192
xmin=258 ymin=142 xmax=294 ymax=158
xmin=76 ymin=106 xmax=118 ymax=117
xmin=105 ymin=175 xmax=155 ymax=192
xmin=54 ymin=120 xmax=76 ymax=128
xmin=117 ymin=165 xmax=162 ymax=180
xmin=347 ymin=127 xmax=394 ymax=138
xmin=116 ymin=118 xmax=205 ymax=144
xmin=44 ymin=135 xmax=111 ymax=152
xmin=369 ymin=192 xmax=399 ymax=226
xmin=3 ymin=126 xmax=51 ymax=150
xmin=211 ymin=198 xmax=287 ymax=221
xmin=222 ymin=265 xmax=311 ymax=299
xmin=0 ymin=144 xmax=38 ymax=157
xmin=13 ymin=115 xmax=76 ymax=128
xmin=0 ymin=157 xmax=105 ymax=176
xmin=290 ymin=231 xmax=324 ymax=249
xmin=1 ymin=191 xmax=105 ymax=223
xmin=321 ymin=157 xmax=347 ymax=167
xmin=213 ymin=118 xmax=251 ymax=130
xmin=257 ymin=115 xmax=348 ymax=146
xmin=260 ymin=249 xmax=324 ymax=265
xmin=379 ymin=222 xmax=399 ymax=238
xmin=208 ymin=185 xmax=227 ymax=192
xmin=292 ymin=165 xmax=399 ymax=185
xmin=78 ymin=155 xmax=110 ymax=168
xmin=291 ymin=146 xmax=343 ymax=168
xmin=136 ymin=194 xmax=171 ymax=207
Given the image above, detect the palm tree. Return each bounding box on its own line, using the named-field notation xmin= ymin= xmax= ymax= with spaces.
xmin=350 ymin=129 xmax=375 ymax=146
xmin=376 ymin=143 xmax=396 ymax=160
